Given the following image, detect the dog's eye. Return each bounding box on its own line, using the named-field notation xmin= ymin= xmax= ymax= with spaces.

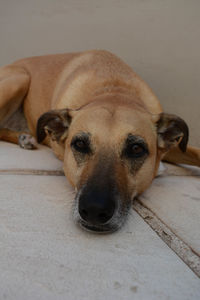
xmin=71 ymin=138 xmax=90 ymax=154
xmin=126 ymin=143 xmax=147 ymax=158
xmin=131 ymin=144 xmax=144 ymax=155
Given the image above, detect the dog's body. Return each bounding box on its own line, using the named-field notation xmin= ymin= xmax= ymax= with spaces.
xmin=0 ymin=50 xmax=200 ymax=232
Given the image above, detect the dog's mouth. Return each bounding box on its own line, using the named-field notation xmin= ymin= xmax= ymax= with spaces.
xmin=72 ymin=178 xmax=133 ymax=234
xmin=79 ymin=221 xmax=116 ymax=233
xmin=76 ymin=217 xmax=124 ymax=234
xmin=73 ymin=195 xmax=131 ymax=234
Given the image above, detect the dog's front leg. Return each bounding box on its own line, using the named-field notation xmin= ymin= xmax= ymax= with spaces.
xmin=0 ymin=64 xmax=36 ymax=149
xmin=162 ymin=145 xmax=200 ymax=167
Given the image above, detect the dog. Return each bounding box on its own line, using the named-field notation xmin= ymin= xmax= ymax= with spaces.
xmin=0 ymin=50 xmax=199 ymax=233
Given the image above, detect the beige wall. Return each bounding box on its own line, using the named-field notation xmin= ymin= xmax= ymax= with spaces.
xmin=0 ymin=0 xmax=199 ymax=146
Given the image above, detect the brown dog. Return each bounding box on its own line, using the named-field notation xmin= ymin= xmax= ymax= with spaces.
xmin=0 ymin=50 xmax=199 ymax=232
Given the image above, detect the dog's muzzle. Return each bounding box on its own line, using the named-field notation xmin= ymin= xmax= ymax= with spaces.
xmin=73 ymin=182 xmax=131 ymax=233
xmin=79 ymin=186 xmax=116 ymax=226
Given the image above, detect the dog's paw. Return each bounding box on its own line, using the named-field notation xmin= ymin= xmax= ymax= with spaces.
xmin=18 ymin=133 xmax=37 ymax=150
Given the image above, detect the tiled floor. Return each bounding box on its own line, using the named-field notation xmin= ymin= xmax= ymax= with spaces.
xmin=0 ymin=142 xmax=199 ymax=299
xmin=140 ymin=175 xmax=200 ymax=256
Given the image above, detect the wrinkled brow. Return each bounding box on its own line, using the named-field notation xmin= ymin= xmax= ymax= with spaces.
xmin=125 ymin=134 xmax=147 ymax=145
xmin=71 ymin=132 xmax=91 ymax=143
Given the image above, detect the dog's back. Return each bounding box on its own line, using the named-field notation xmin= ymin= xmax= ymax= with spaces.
xmin=14 ymin=50 xmax=162 ymax=118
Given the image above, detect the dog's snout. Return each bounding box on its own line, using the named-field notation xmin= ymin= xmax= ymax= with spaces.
xmin=75 ymin=159 xmax=123 ymax=232
xmin=78 ymin=190 xmax=116 ymax=225
xmin=79 ymin=202 xmax=115 ymax=224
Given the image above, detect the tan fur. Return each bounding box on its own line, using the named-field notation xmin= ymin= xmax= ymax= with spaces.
xmin=0 ymin=128 xmax=20 ymax=144
xmin=0 ymin=50 xmax=199 ymax=197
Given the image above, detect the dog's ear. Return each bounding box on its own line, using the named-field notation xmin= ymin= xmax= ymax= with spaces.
xmin=36 ymin=109 xmax=72 ymax=143
xmin=155 ymin=113 xmax=189 ymax=152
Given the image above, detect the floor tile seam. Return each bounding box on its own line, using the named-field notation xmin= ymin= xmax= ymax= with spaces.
xmin=160 ymin=174 xmax=200 ymax=177
xmin=133 ymin=199 xmax=200 ymax=278
xmin=0 ymin=169 xmax=199 ymax=177
xmin=0 ymin=169 xmax=65 ymax=176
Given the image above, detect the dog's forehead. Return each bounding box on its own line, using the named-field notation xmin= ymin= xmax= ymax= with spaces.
xmin=111 ymin=110 xmax=157 ymax=147
xmin=73 ymin=104 xmax=150 ymax=125
xmin=70 ymin=105 xmax=156 ymax=144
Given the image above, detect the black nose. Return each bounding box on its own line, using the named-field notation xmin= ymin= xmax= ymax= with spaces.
xmin=78 ymin=190 xmax=116 ymax=225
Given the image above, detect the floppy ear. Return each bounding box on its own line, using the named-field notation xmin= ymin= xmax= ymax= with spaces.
xmin=156 ymin=113 xmax=189 ymax=152
xmin=36 ymin=109 xmax=72 ymax=143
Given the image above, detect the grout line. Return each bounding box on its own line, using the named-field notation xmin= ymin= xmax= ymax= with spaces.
xmin=159 ymin=173 xmax=200 ymax=177
xmin=133 ymin=199 xmax=200 ymax=278
xmin=0 ymin=169 xmax=199 ymax=177
xmin=0 ymin=169 xmax=65 ymax=176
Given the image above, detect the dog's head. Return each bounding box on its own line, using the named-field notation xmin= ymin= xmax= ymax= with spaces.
xmin=37 ymin=94 xmax=188 ymax=233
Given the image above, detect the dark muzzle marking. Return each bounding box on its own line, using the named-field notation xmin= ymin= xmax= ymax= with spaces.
xmin=77 ymin=157 xmax=122 ymax=232
xmin=78 ymin=181 xmax=116 ymax=226
xmin=75 ymin=153 xmax=133 ymax=233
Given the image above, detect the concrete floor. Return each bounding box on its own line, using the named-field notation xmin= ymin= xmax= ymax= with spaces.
xmin=0 ymin=142 xmax=200 ymax=300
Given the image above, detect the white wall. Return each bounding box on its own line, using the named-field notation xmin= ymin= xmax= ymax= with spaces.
xmin=0 ymin=0 xmax=199 ymax=146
